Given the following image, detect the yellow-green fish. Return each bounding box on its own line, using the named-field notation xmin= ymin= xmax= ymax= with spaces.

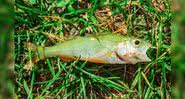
xmin=28 ymin=33 xmax=151 ymax=65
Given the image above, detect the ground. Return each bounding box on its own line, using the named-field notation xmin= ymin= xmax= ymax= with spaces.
xmin=15 ymin=0 xmax=171 ymax=98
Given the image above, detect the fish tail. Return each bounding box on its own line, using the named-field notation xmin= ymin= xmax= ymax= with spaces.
xmin=26 ymin=42 xmax=45 ymax=63
xmin=24 ymin=42 xmax=46 ymax=70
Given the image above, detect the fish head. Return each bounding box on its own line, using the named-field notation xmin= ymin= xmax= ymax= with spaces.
xmin=116 ymin=37 xmax=151 ymax=64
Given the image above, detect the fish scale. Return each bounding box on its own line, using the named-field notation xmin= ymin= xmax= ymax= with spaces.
xmin=31 ymin=33 xmax=151 ymax=64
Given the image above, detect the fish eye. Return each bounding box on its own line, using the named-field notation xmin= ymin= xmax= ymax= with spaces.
xmin=133 ymin=39 xmax=140 ymax=46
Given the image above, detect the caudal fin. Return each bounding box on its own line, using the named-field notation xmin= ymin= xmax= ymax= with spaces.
xmin=24 ymin=42 xmax=45 ymax=70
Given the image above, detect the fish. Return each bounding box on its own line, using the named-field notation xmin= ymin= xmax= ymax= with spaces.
xmin=26 ymin=33 xmax=151 ymax=69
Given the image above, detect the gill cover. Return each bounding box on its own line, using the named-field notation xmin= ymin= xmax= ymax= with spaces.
xmin=116 ymin=37 xmax=151 ymax=64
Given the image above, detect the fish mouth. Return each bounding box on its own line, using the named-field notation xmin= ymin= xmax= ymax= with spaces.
xmin=144 ymin=46 xmax=152 ymax=62
xmin=144 ymin=54 xmax=151 ymax=62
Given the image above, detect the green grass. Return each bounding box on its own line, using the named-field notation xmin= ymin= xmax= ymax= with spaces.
xmin=15 ymin=0 xmax=171 ymax=98
xmin=0 ymin=0 xmax=14 ymax=98
xmin=172 ymin=0 xmax=185 ymax=98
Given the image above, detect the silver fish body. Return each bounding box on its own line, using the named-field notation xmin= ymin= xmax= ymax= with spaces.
xmin=36 ymin=34 xmax=152 ymax=64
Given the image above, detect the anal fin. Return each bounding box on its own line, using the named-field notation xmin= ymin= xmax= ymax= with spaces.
xmin=57 ymin=55 xmax=75 ymax=62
